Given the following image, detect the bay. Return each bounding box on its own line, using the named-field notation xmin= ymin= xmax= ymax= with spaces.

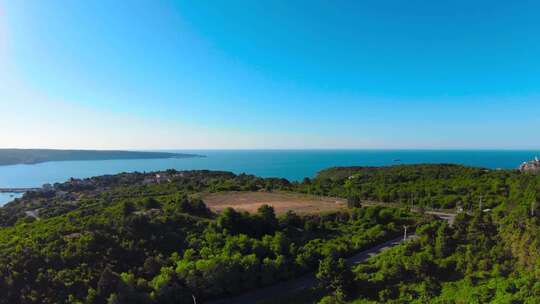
xmin=0 ymin=150 xmax=538 ymax=206
xmin=0 ymin=193 xmax=23 ymax=206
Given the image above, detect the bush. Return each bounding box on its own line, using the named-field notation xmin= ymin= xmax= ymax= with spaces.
xmin=347 ymin=195 xmax=362 ymax=208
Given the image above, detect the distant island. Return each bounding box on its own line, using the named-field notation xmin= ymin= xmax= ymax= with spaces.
xmin=0 ymin=149 xmax=203 ymax=166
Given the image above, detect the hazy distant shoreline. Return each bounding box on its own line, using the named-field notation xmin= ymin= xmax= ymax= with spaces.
xmin=0 ymin=149 xmax=204 ymax=166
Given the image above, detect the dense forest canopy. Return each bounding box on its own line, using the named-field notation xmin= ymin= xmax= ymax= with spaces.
xmin=313 ymin=209 xmax=540 ymax=304
xmin=0 ymin=164 xmax=539 ymax=303
xmin=0 ymin=169 xmax=416 ymax=303
xmin=308 ymin=164 xmax=537 ymax=212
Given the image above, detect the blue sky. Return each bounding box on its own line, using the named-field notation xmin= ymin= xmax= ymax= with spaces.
xmin=1 ymin=0 xmax=539 ymax=149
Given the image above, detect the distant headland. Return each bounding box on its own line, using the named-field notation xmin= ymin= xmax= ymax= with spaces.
xmin=0 ymin=149 xmax=204 ymax=166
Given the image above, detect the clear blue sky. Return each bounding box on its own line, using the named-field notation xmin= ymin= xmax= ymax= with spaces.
xmin=1 ymin=1 xmax=539 ymax=149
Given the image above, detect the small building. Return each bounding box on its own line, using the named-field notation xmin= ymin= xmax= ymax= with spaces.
xmin=519 ymin=156 xmax=540 ymax=172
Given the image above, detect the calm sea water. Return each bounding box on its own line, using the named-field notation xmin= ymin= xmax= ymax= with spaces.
xmin=0 ymin=150 xmax=538 ymax=205
xmin=0 ymin=193 xmax=23 ymax=206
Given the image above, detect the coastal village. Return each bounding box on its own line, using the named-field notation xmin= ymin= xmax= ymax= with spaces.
xmin=1 ymin=170 xmax=189 ymax=223
xmin=519 ymin=156 xmax=540 ymax=172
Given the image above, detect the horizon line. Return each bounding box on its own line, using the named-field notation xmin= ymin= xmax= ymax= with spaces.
xmin=2 ymin=147 xmax=540 ymax=152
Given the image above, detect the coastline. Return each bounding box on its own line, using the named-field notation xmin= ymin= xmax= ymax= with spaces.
xmin=0 ymin=150 xmax=535 ymax=189
xmin=0 ymin=149 xmax=204 ymax=167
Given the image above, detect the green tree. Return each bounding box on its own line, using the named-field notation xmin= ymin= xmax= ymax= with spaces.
xmin=122 ymin=201 xmax=136 ymax=216
xmin=316 ymin=256 xmax=353 ymax=300
xmin=142 ymin=197 xmax=160 ymax=209
xmin=97 ymin=267 xmax=119 ymax=300
xmin=347 ymin=194 xmax=362 ymax=208
xmin=257 ymin=204 xmax=278 ymax=235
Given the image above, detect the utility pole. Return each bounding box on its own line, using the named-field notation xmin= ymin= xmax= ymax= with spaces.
xmin=403 ymin=225 xmax=408 ymax=241
xmin=479 ymin=196 xmax=483 ymax=212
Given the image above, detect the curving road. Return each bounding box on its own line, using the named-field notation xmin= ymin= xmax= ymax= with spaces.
xmin=425 ymin=211 xmax=456 ymax=225
xmin=207 ymin=235 xmax=414 ymax=304
xmin=207 ymin=211 xmax=455 ymax=304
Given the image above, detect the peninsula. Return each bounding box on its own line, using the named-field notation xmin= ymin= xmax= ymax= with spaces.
xmin=0 ymin=149 xmax=203 ymax=166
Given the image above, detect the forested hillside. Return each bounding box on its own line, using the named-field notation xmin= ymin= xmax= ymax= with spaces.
xmin=312 ymin=209 xmax=540 ymax=304
xmin=1 ymin=165 xmax=540 ymax=303
xmin=0 ymin=170 xmax=415 ymax=303
xmin=291 ymin=165 xmax=540 ymax=303
xmin=307 ymin=164 xmax=537 ymax=212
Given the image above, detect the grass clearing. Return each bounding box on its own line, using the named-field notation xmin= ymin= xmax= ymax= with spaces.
xmin=200 ymin=191 xmax=346 ymax=215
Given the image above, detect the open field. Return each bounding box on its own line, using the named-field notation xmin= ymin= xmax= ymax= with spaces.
xmin=200 ymin=191 xmax=457 ymax=224
xmin=200 ymin=191 xmax=346 ymax=214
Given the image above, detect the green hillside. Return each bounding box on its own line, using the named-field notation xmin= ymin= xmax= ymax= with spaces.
xmin=1 ymin=165 xmax=540 ymax=303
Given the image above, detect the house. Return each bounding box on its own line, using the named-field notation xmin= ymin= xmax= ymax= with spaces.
xmin=519 ymin=156 xmax=540 ymax=172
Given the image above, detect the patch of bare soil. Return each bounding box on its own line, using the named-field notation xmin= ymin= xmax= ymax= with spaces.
xmin=200 ymin=191 xmax=346 ymax=214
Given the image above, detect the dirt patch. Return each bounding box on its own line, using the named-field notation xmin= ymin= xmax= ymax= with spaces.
xmin=200 ymin=191 xmax=346 ymax=215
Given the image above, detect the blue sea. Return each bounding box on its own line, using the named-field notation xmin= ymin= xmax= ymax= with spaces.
xmin=0 ymin=150 xmax=538 ymax=205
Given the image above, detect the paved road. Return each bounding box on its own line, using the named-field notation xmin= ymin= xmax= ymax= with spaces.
xmin=360 ymin=201 xmax=457 ymax=225
xmin=208 ymin=235 xmax=414 ymax=304
xmin=425 ymin=211 xmax=456 ymax=225
xmin=208 ymin=210 xmax=455 ymax=304
xmin=24 ymin=210 xmax=40 ymax=220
